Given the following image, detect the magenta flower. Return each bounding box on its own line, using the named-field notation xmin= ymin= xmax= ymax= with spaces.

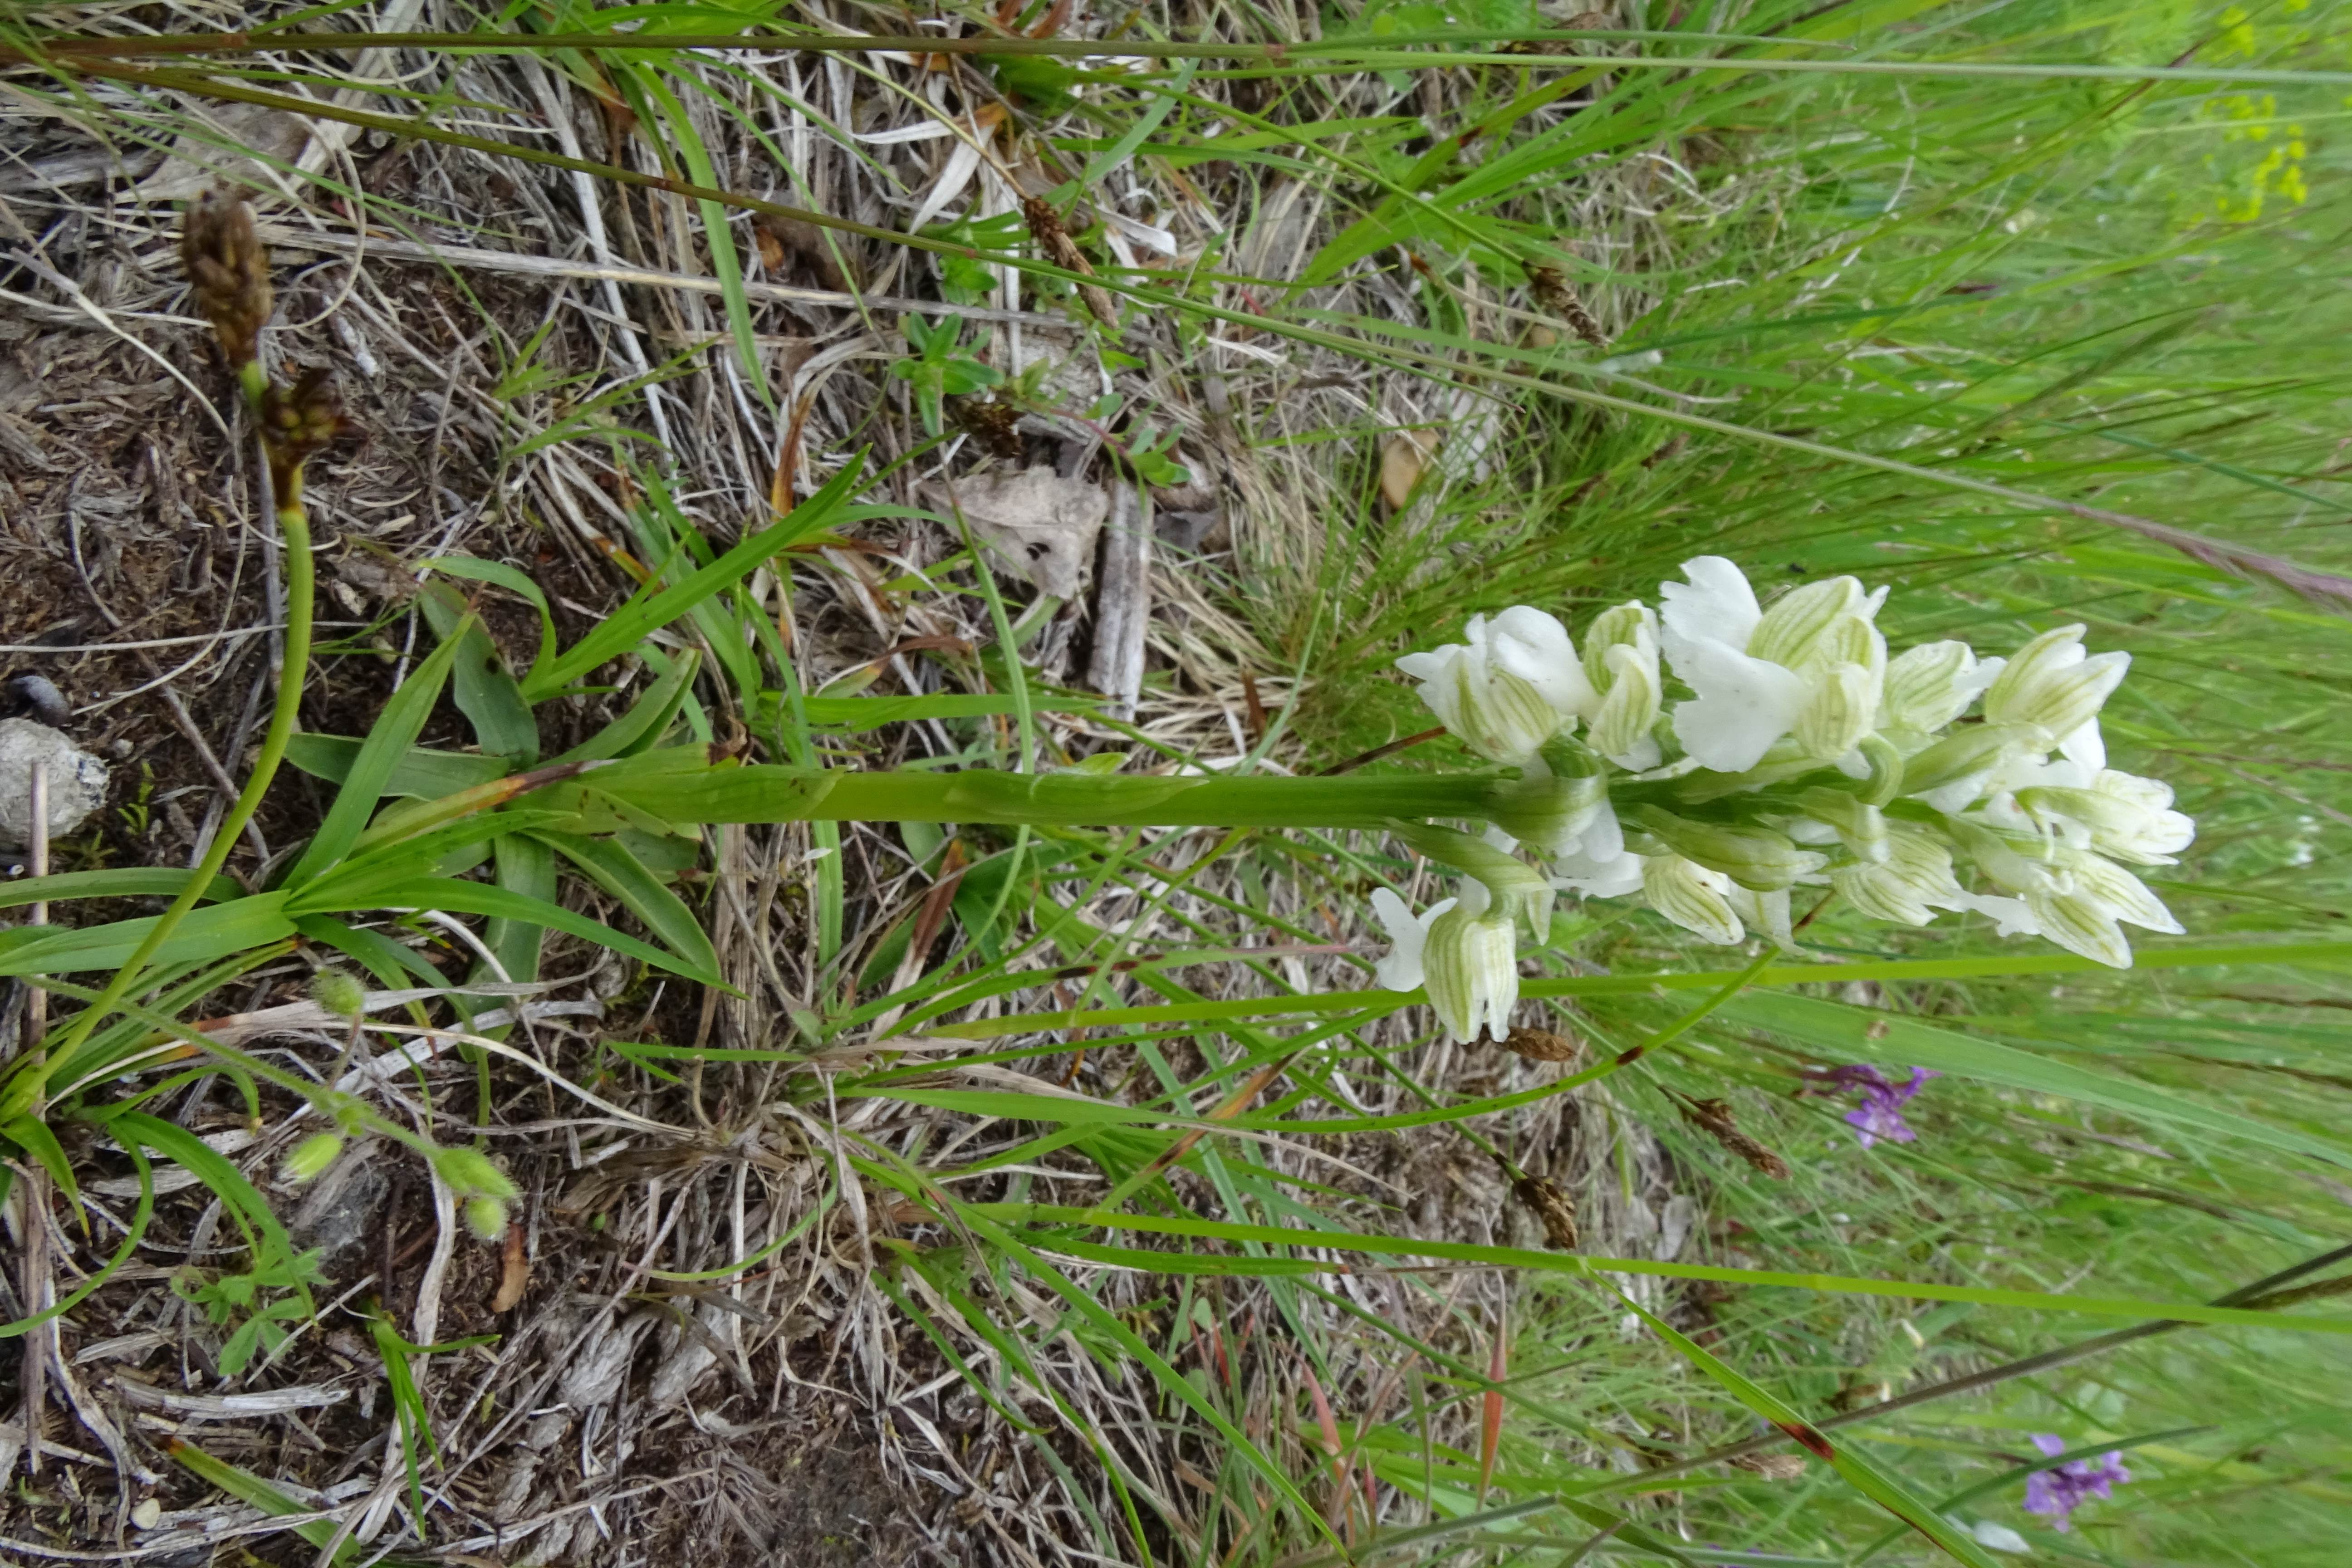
xmin=1823 ymin=1064 xmax=1939 ymax=1148
xmin=2023 ymin=1434 xmax=2129 ymax=1531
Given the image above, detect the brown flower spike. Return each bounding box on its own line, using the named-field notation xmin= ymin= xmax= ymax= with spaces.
xmin=260 ymin=367 xmax=346 ymax=496
xmin=1500 ymin=1025 xmax=1581 ymax=1063
xmin=1022 ymin=196 xmax=1119 ymax=328
xmin=1677 ymin=1095 xmax=1791 ymax=1180
xmin=1527 ymin=264 xmax=1610 ymax=351
xmin=1511 ymin=1171 xmax=1578 ymax=1250
xmin=181 ymin=188 xmax=274 ymax=369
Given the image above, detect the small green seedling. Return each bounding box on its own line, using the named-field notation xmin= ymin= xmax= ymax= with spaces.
xmin=173 ymin=1240 xmax=325 ymax=1377
xmin=892 ymin=316 xmax=1004 ymax=437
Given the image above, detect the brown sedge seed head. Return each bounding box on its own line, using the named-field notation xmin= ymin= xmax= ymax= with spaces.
xmin=1678 ymin=1095 xmax=1792 ymax=1180
xmin=260 ymin=366 xmax=347 ymax=495
xmin=1511 ymin=1172 xmax=1578 ymax=1250
xmin=1501 ymin=1025 xmax=1581 ymax=1063
xmin=181 ymin=188 xmax=273 ymax=368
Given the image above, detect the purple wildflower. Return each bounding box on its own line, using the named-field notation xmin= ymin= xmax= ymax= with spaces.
xmin=1824 ymin=1064 xmax=1939 ymax=1148
xmin=2023 ymin=1434 xmax=2129 ymax=1531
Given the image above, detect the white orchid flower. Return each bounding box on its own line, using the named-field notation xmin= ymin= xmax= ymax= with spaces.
xmin=1938 ymin=833 xmax=2181 ymax=969
xmin=1365 ymin=563 xmax=2193 ymax=974
xmin=1880 ymin=640 xmax=2004 ymax=740
xmin=1982 ymin=624 xmax=2128 ymax=770
xmin=1421 ymin=902 xmax=1521 ymax=1044
xmin=1642 ymin=854 xmax=1744 ymax=945
xmin=2017 ymin=853 xmax=2184 ymax=970
xmin=2014 ymin=768 xmax=2196 ymax=865
xmin=1373 ymin=882 xmax=1521 ymax=1041
xmin=1396 ymin=606 xmax=1595 ymax=764
xmin=1579 ymin=601 xmax=1664 ymax=768
xmin=1659 ymin=558 xmax=1889 ymax=774
xmin=1832 ymin=825 xmax=1966 ymax=926
xmin=1369 ymin=887 xmax=1455 ymax=991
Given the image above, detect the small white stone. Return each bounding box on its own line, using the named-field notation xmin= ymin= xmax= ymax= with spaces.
xmin=131 ymin=1497 xmax=162 ymax=1530
xmin=0 ymin=718 xmax=108 ymax=849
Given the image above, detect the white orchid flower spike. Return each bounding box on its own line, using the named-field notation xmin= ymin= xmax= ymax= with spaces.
xmin=1387 ymin=568 xmax=2189 ymax=969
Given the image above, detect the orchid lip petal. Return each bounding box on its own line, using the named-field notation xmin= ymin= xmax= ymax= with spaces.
xmin=1667 ymin=639 xmax=1811 ymax=772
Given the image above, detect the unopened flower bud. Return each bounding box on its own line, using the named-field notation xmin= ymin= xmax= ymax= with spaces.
xmin=1882 ymin=641 xmax=2000 ymax=734
xmin=1579 ymin=601 xmax=1658 ymax=691
xmin=284 ymin=1133 xmax=343 ymax=1184
xmin=1795 ymin=787 xmax=1889 ymax=863
xmin=1642 ymin=854 xmax=1743 ymax=945
xmin=181 ymin=188 xmax=273 ymax=368
xmin=310 ymin=969 xmax=366 ymax=1019
xmin=1793 ymin=662 xmax=1878 ymax=760
xmin=1901 ymin=722 xmax=2043 ymax=808
xmin=437 ymin=1145 xmax=518 ymax=1202
xmin=1831 ymin=827 xmax=1961 ymax=926
xmin=1809 ymin=610 xmax=1887 ymax=682
xmin=1421 ymin=905 xmax=1519 ymax=1044
xmin=1628 ymin=807 xmax=1823 ymax=892
xmin=1984 ymin=625 xmax=2128 ymax=742
xmin=464 ymin=1196 xmax=509 ymax=1241
xmin=1587 ymin=636 xmax=1663 ymax=768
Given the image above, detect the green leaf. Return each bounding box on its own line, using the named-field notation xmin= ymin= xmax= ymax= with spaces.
xmin=4 ymin=1113 xmax=82 ymax=1227
xmin=421 ymin=557 xmax=557 ymax=679
xmin=549 ymin=648 xmax=701 ymax=764
xmin=919 ymin=938 xmax=2352 ymax=1041
xmin=637 ymin=67 xmax=765 ymax=396
xmin=0 ymin=867 xmax=242 ymax=912
xmin=569 ymin=750 xmax=838 ymax=828
xmin=367 ymin=1309 xmax=434 ymax=1533
xmin=0 ymin=894 xmax=297 ymax=977
xmin=108 ymin=1111 xmax=296 ymax=1266
xmin=521 ymin=461 xmax=862 ymax=702
xmin=364 ymin=875 xmax=723 ymax=986
xmin=1720 ymin=992 xmax=2352 ymax=1167
xmin=975 ymin=1208 xmax=2352 ymax=1337
xmin=484 ymin=833 xmax=559 ymax=992
xmin=167 ymin=1437 xmax=366 ymax=1565
xmin=285 ymin=624 xmax=470 ymax=888
xmin=419 ymin=580 xmax=540 ymax=763
xmin=287 ymin=809 xmax=575 ymax=914
xmin=293 ymin=914 xmax=451 ymax=994
xmin=285 ymin=735 xmax=515 ymax=797
xmin=534 ymin=832 xmax=717 ymax=984
xmin=799 ymin=693 xmax=1095 ymax=731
